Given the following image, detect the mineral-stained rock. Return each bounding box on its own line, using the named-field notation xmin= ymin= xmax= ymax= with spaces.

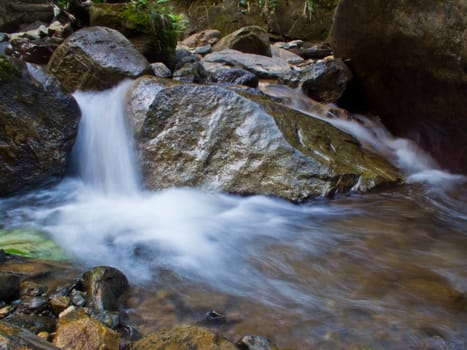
xmin=48 ymin=26 xmax=151 ymax=92
xmin=133 ymin=325 xmax=238 ymax=350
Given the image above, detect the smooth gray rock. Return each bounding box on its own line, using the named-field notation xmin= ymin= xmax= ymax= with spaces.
xmin=201 ymin=49 xmax=291 ymax=80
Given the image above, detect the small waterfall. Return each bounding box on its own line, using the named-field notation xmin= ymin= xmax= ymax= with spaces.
xmin=71 ymin=80 xmax=140 ymax=195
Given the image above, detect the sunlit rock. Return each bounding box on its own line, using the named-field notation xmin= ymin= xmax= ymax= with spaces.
xmin=134 ymin=83 xmax=400 ymax=201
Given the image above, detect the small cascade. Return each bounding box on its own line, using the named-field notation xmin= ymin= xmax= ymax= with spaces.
xmin=259 ymin=84 xmax=444 ymax=178
xmin=71 ymin=80 xmax=140 ymax=195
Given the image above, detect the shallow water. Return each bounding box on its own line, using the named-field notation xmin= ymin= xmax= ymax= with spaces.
xmin=0 ymin=83 xmax=466 ymax=349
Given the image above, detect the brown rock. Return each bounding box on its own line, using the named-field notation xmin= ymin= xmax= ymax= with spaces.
xmin=133 ymin=325 xmax=238 ymax=350
xmin=213 ymin=26 xmax=271 ymax=57
xmin=53 ymin=309 xmax=119 ymax=350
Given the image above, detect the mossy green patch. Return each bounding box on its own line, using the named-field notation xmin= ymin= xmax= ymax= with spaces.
xmin=0 ymin=56 xmax=19 ymax=83
xmin=0 ymin=229 xmax=68 ymax=261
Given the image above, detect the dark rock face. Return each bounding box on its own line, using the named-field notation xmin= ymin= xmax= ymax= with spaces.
xmin=330 ymin=0 xmax=467 ymax=173
xmin=0 ymin=56 xmax=80 ymax=196
xmin=0 ymin=0 xmax=54 ymax=33
xmin=82 ymin=266 xmax=129 ymax=312
xmin=0 ymin=273 xmax=20 ymax=302
xmin=48 ymin=26 xmax=151 ymax=92
xmin=280 ymin=58 xmax=353 ymax=103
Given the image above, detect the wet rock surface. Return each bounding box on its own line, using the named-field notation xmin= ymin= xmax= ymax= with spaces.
xmin=0 ymin=56 xmax=80 ymax=196
xmin=0 ymin=273 xmax=20 ymax=302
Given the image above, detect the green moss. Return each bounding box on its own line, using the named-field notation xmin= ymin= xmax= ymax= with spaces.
xmin=0 ymin=56 xmax=19 ymax=83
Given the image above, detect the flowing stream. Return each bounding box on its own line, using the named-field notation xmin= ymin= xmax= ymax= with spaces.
xmin=1 ymin=82 xmax=466 ymax=349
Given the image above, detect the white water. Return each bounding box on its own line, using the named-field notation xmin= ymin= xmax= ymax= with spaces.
xmin=71 ymin=80 xmax=140 ymax=195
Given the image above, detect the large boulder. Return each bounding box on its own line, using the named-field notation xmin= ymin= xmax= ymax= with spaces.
xmin=133 ymin=81 xmax=400 ymax=201
xmin=0 ymin=320 xmax=60 ymax=350
xmin=201 ymin=49 xmax=291 ymax=80
xmin=133 ymin=325 xmax=238 ymax=350
xmin=330 ymin=0 xmax=467 ymax=174
xmin=0 ymin=0 xmax=54 ymax=33
xmin=0 ymin=56 xmax=80 ymax=196
xmin=48 ymin=26 xmax=151 ymax=92
xmin=212 ymin=26 xmax=272 ymax=57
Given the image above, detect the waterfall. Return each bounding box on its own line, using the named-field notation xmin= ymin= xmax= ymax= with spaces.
xmin=71 ymin=80 xmax=140 ymax=195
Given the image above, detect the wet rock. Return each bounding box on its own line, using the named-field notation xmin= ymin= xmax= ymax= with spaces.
xmin=204 ymin=309 xmax=226 ymax=325
xmin=48 ymin=26 xmax=151 ymax=92
xmin=150 ymin=62 xmax=172 ymax=79
xmin=49 ymin=296 xmax=70 ymax=316
xmin=82 ymin=266 xmax=129 ymax=312
xmin=70 ymin=289 xmax=86 ymax=307
xmin=128 ymin=76 xmax=180 ymax=137
xmin=213 ymin=26 xmax=271 ymax=57
xmin=297 ymin=42 xmax=333 ymax=60
xmin=236 ymin=335 xmax=279 ymax=350
xmin=270 ymin=45 xmax=305 ymax=65
xmin=0 ymin=1 xmax=55 ymax=33
xmin=200 ymin=65 xmax=259 ymax=88
xmin=20 ymin=281 xmax=48 ymax=297
xmin=0 ymin=56 xmax=80 ymax=196
xmin=136 ymin=84 xmax=400 ymax=200
xmin=181 ymin=29 xmax=221 ymax=49
xmin=330 ymin=0 xmax=467 ymax=173
xmin=90 ymin=310 xmax=120 ymax=329
xmin=201 ymin=49 xmax=291 ymax=80
xmin=0 ymin=273 xmax=20 ymax=302
xmin=133 ymin=325 xmax=237 ymax=350
xmin=53 ymin=309 xmax=119 ymax=350
xmin=0 ymin=320 xmax=60 ymax=350
xmin=20 ymin=296 xmax=49 ymax=313
xmin=279 ymin=58 xmax=353 ymax=103
xmin=173 ymin=61 xmax=201 ymax=83
xmin=4 ymin=312 xmax=56 ymax=334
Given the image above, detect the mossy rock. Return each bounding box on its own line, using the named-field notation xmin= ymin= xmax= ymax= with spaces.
xmin=0 ymin=229 xmax=68 ymax=261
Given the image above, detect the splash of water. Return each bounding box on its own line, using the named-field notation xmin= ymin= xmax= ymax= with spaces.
xmin=259 ymin=84 xmax=449 ymax=182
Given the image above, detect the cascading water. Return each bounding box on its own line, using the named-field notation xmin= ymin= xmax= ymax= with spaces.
xmin=0 ymin=81 xmax=466 ymax=349
xmin=71 ymin=80 xmax=140 ymax=195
